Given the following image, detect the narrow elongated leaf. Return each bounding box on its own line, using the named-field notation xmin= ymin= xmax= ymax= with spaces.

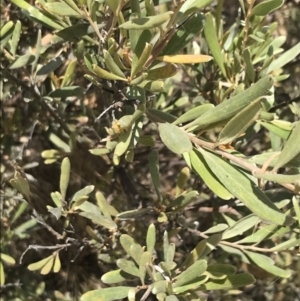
xmin=204 ymin=13 xmax=226 ymax=77
xmin=71 ymin=186 xmax=94 ymax=203
xmin=81 ymin=287 xmax=133 ymax=301
xmin=10 ymin=20 xmax=21 ymax=56
xmin=158 ymin=123 xmax=192 ymax=154
xmin=254 ymin=172 xmax=300 ymax=184
xmin=222 ymin=215 xmax=260 ymax=240
xmin=146 ymin=109 xmax=177 ymax=123
xmin=117 ymin=259 xmax=139 ymax=277
xmin=157 ymin=54 xmax=212 ymax=64
xmin=244 ymin=251 xmax=291 ymax=278
xmin=131 ymin=42 xmax=153 ymax=78
xmin=28 ymin=256 xmax=53 ymax=271
xmin=49 ymin=86 xmax=84 ymax=98
xmin=101 ymin=269 xmax=131 ymax=284
xmin=199 ymin=148 xmax=288 ymax=225
xmin=79 ymin=212 xmax=117 ymax=230
xmin=178 ymin=0 xmax=214 ymax=21
xmin=173 ymin=275 xmax=208 ymax=294
xmin=44 ymin=2 xmax=82 ymax=17
xmin=200 ymin=273 xmax=255 ymax=290
xmin=174 ymin=259 xmax=207 ymax=287
xmin=201 ymin=234 xmax=222 ymax=258
xmin=104 ymin=50 xmax=126 ymax=79
xmin=147 ymin=223 xmax=156 ymax=255
xmin=272 ymin=237 xmax=300 ymax=252
xmin=10 ymin=0 xmax=64 ymax=30
xmin=203 ymin=224 xmax=228 ymax=234
xmin=139 ymin=251 xmax=151 ymax=284
xmin=274 ymin=121 xmax=300 ymax=170
xmin=60 ymin=157 xmax=70 ymax=201
xmin=9 ymin=53 xmax=35 ymax=69
xmin=161 ymin=13 xmax=205 ymax=55
xmin=190 ymin=150 xmax=232 ymax=200
xmin=167 ymin=190 xmax=199 ymax=212
xmin=187 ymin=76 xmax=274 ymax=131
xmin=40 ymin=257 xmax=54 ymax=274
xmin=10 ymin=171 xmax=31 ymax=200
xmin=0 ymin=253 xmax=16 ymax=265
xmin=252 ymin=0 xmax=284 ymax=16
xmin=207 ymin=263 xmax=236 ymax=275
xmin=149 ymin=149 xmax=161 ymax=200
xmin=267 ymin=42 xmax=300 ymax=73
xmin=173 ymin=103 xmax=214 ymax=125
xmin=216 ymin=98 xmax=262 ymax=145
xmin=293 ymin=196 xmax=300 ymax=228
xmin=237 ymin=223 xmax=278 ymax=244
xmin=0 ymin=21 xmax=14 ymax=38
xmin=259 ymin=120 xmax=290 ymax=139
xmin=53 ymin=253 xmax=61 ymax=273
xmin=92 ymin=64 xmax=128 ymax=81
xmin=181 ymin=240 xmax=207 ymax=269
xmin=0 ymin=262 xmax=4 ymax=285
xmin=147 ymin=63 xmax=178 ymax=80
xmin=119 ymin=12 xmax=173 ymax=30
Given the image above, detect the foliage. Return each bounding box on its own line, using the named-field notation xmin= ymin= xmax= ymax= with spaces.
xmin=1 ymin=0 xmax=300 ymax=300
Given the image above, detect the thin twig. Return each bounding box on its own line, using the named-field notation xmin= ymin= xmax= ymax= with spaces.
xmin=19 ymin=243 xmax=72 ymax=264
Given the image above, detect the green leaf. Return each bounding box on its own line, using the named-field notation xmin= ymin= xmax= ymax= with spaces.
xmin=161 ymin=13 xmax=205 ymax=56
xmin=44 ymin=2 xmax=83 ymax=17
xmin=274 ymin=121 xmax=300 ymax=170
xmin=0 ymin=21 xmax=14 ymax=38
xmin=151 ymin=280 xmax=167 ymax=294
xmin=293 ymin=196 xmax=300 ymax=228
xmin=216 ymin=98 xmax=262 ymax=146
xmin=207 ymin=263 xmax=236 ymax=275
xmin=11 ymin=0 xmax=64 ymax=30
xmin=10 ymin=20 xmax=21 ymax=56
xmin=81 ymin=287 xmax=133 ymax=301
xmin=131 ymin=42 xmax=153 ymax=79
xmin=10 ymin=202 xmax=28 ymax=224
xmin=200 ymin=273 xmax=255 ymax=290
xmin=198 ymin=148 xmax=288 ymax=225
xmin=244 ymin=251 xmax=292 ymax=278
xmin=117 ymin=259 xmax=139 ymax=277
xmin=201 ymin=234 xmax=222 ymax=258
xmin=167 ymin=190 xmax=199 ymax=212
xmin=147 ymin=62 xmax=177 ymax=80
xmin=190 ymin=150 xmax=232 ymax=200
xmin=60 ymin=157 xmax=70 ymax=202
xmin=259 ymin=121 xmax=290 ymax=139
xmin=117 ymin=208 xmax=154 ymax=220
xmin=28 ymin=255 xmax=53 ymax=271
xmin=222 ymin=214 xmax=260 ymax=240
xmin=92 ymin=64 xmax=128 ymax=81
xmin=267 ymin=42 xmax=300 ymax=73
xmin=173 ymin=275 xmax=208 ymax=294
xmin=10 ymin=171 xmax=31 ymax=200
xmin=187 ymin=76 xmax=274 ymax=131
xmin=0 ymin=262 xmax=5 ymax=285
xmin=237 ymin=223 xmax=278 ymax=244
xmin=219 ymin=244 xmax=250 ymax=263
xmin=79 ymin=211 xmax=117 ymax=229
xmin=49 ymin=86 xmax=84 ymax=98
xmin=9 ymin=53 xmax=35 ymax=69
xmin=101 ymin=269 xmax=131 ymax=284
xmin=158 ymin=123 xmax=192 ymax=154
xmin=181 ymin=239 xmax=206 ymax=269
xmin=104 ymin=49 xmax=126 ymax=79
xmin=254 ymin=172 xmax=300 ymax=184
xmin=146 ymin=109 xmax=177 ymax=123
xmin=0 ymin=253 xmax=16 ymax=265
xmin=139 ymin=251 xmax=152 ymax=284
xmin=36 ymin=57 xmax=64 ymax=76
xmin=252 ymin=0 xmax=284 ymax=16
xmin=173 ymin=103 xmax=214 ymax=125
xmin=119 ymin=11 xmax=173 ymax=30
xmin=203 ymin=224 xmax=228 ymax=234
xmin=71 ymin=186 xmax=94 ymax=203
xmin=178 ymin=0 xmax=214 ymax=21
xmin=149 ymin=149 xmax=162 ymax=200
xmin=203 ymin=13 xmax=226 ymax=78
xmin=174 ymin=259 xmax=207 ymax=287
xmin=53 ymin=253 xmax=61 ymax=273
xmin=147 ymin=223 xmax=156 ymax=255
xmin=271 ymin=237 xmax=300 ymax=252
xmin=137 ymin=80 xmax=165 ymax=92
